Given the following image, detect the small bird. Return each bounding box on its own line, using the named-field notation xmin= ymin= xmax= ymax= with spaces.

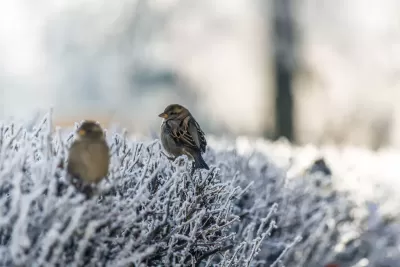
xmin=67 ymin=121 xmax=110 ymax=194
xmin=158 ymin=104 xmax=209 ymax=170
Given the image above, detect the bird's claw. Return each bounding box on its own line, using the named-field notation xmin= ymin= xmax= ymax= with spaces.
xmin=190 ymin=162 xmax=198 ymax=176
xmin=161 ymin=151 xmax=176 ymax=161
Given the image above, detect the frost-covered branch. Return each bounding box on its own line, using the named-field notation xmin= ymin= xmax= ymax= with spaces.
xmin=0 ymin=115 xmax=394 ymax=266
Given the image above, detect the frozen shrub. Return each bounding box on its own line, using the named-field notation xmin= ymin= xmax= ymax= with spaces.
xmin=207 ymin=144 xmax=355 ymax=267
xmin=0 ymin=115 xmax=279 ymax=267
xmin=0 ymin=114 xmax=398 ymax=267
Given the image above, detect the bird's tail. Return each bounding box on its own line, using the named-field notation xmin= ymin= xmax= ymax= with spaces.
xmin=193 ymin=153 xmax=209 ymax=170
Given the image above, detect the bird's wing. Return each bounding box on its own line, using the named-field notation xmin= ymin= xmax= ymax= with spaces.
xmin=67 ymin=141 xmax=87 ymax=177
xmin=87 ymin=141 xmax=110 ymax=177
xmin=187 ymin=117 xmax=207 ymax=153
xmin=87 ymin=141 xmax=110 ymax=165
xmin=170 ymin=116 xmax=207 ymax=153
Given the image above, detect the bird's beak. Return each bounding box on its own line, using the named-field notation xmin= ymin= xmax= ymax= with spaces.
xmin=158 ymin=113 xmax=168 ymax=119
xmin=78 ymin=129 xmax=86 ymax=136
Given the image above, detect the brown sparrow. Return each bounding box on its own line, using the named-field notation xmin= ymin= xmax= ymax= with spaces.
xmin=159 ymin=104 xmax=209 ymax=170
xmin=67 ymin=121 xmax=110 ymax=193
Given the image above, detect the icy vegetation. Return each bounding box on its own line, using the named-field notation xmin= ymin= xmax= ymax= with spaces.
xmin=0 ymin=114 xmax=399 ymax=267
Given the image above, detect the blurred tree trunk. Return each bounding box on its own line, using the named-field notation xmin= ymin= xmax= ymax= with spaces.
xmin=272 ymin=0 xmax=295 ymax=141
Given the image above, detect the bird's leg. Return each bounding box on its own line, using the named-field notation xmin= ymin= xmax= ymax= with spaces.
xmin=69 ymin=175 xmax=82 ymax=189
xmin=81 ymin=184 xmax=95 ymax=199
xmin=69 ymin=176 xmax=93 ymax=198
xmin=168 ymin=155 xmax=176 ymax=161
xmin=161 ymin=151 xmax=176 ymax=161
xmin=190 ymin=161 xmax=196 ymax=176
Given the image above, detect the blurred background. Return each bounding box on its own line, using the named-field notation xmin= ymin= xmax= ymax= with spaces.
xmin=0 ymin=0 xmax=400 ymax=148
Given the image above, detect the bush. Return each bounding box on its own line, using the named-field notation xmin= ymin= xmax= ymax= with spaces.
xmin=0 ymin=115 xmax=284 ymax=267
xmin=0 ymin=114 xmax=398 ymax=267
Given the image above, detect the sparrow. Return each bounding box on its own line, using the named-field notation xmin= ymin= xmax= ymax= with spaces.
xmin=67 ymin=121 xmax=110 ymax=193
xmin=158 ymin=104 xmax=209 ymax=170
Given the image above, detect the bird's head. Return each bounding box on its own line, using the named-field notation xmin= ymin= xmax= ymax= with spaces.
xmin=76 ymin=120 xmax=105 ymax=140
xmin=158 ymin=104 xmax=190 ymax=121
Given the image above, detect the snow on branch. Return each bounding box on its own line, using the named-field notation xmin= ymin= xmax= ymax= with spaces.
xmin=0 ymin=115 xmax=282 ymax=267
xmin=0 ymin=114 xmax=393 ymax=266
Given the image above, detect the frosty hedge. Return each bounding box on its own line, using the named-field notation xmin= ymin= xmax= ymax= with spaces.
xmin=0 ymin=115 xmax=399 ymax=267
